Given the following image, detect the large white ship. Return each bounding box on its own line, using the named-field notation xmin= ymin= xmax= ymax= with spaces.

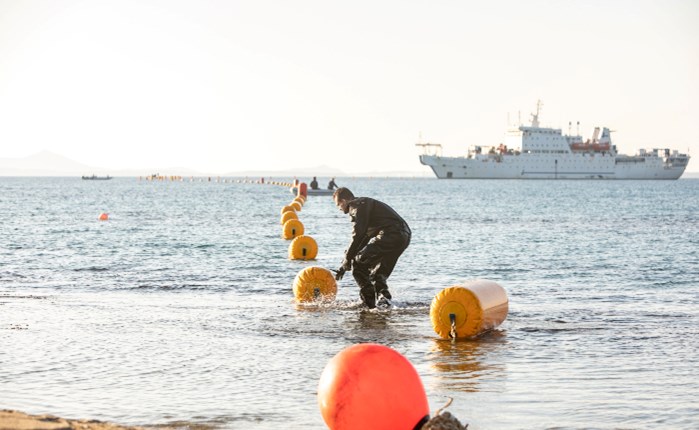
xmin=418 ymin=102 xmax=690 ymax=179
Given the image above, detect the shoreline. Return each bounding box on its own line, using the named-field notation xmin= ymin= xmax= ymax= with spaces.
xmin=0 ymin=410 xmax=145 ymax=430
xmin=0 ymin=410 xmax=217 ymax=430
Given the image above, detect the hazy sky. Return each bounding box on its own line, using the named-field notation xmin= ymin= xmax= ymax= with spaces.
xmin=1 ymin=0 xmax=697 ymax=174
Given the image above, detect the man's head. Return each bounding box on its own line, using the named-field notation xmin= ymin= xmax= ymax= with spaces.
xmin=333 ymin=187 xmax=355 ymax=214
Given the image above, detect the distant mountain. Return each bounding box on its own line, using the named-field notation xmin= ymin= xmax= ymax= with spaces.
xmin=0 ymin=151 xmax=205 ymax=177
xmin=0 ymin=150 xmax=99 ymax=176
xmin=0 ymin=151 xmax=429 ymax=178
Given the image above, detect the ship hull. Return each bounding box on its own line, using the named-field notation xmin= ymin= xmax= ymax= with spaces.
xmin=420 ymin=154 xmax=687 ymax=180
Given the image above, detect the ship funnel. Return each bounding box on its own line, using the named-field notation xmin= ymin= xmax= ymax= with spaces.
xmin=591 ymin=127 xmax=600 ymax=142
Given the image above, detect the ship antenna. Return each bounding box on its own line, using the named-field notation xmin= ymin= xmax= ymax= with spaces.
xmin=530 ymin=100 xmax=542 ymax=127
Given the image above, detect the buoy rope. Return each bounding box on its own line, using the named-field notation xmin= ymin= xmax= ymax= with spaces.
xmin=420 ymin=397 xmax=468 ymax=430
xmin=449 ymin=313 xmax=457 ymax=341
xmin=434 ymin=397 xmax=453 ymax=416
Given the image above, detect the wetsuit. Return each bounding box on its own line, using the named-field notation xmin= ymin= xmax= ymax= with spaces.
xmin=310 ymin=179 xmax=319 ymax=190
xmin=341 ymin=197 xmax=411 ymax=308
xmin=328 ymin=179 xmax=338 ymax=190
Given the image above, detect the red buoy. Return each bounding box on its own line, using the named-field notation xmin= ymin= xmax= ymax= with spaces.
xmin=98 ymin=213 xmax=109 ymax=221
xmin=318 ymin=343 xmax=429 ymax=430
xmin=298 ymin=182 xmax=307 ymax=198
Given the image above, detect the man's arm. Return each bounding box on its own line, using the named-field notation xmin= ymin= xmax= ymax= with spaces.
xmin=343 ymin=199 xmax=372 ymax=265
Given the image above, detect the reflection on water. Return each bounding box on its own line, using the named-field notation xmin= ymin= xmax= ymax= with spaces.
xmin=427 ymin=330 xmax=508 ymax=393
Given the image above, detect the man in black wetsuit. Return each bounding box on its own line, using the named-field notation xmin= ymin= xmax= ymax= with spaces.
xmin=333 ymin=187 xmax=411 ymax=309
xmin=310 ymin=177 xmax=319 ymax=190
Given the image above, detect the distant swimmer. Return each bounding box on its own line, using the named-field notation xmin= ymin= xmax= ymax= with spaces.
xmin=310 ymin=176 xmax=319 ymax=190
xmin=327 ymin=177 xmax=338 ymax=190
xmin=332 ymin=187 xmax=411 ymax=309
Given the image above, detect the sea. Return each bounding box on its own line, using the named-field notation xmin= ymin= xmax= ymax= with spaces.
xmin=1 ymin=176 xmax=698 ymax=430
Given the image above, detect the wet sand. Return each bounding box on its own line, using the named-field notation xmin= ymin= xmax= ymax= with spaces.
xmin=0 ymin=410 xmax=217 ymax=430
xmin=0 ymin=410 xmax=146 ymax=430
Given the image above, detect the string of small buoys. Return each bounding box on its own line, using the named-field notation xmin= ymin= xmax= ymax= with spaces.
xmin=284 ymin=183 xmax=319 ymax=261
xmin=136 ymin=175 xmax=301 ymax=185
xmin=277 ymin=181 xmax=334 ymax=302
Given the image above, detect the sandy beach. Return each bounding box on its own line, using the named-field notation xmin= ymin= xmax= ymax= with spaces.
xmin=0 ymin=410 xmax=147 ymax=430
xmin=0 ymin=410 xmax=218 ymax=430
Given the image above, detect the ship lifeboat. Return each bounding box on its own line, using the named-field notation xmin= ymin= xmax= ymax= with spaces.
xmin=571 ymin=142 xmax=610 ymax=152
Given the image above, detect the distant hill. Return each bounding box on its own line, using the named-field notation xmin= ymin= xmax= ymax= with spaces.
xmin=0 ymin=151 xmax=205 ymax=177
xmin=0 ymin=150 xmax=99 ymax=176
xmin=0 ymin=151 xmax=430 ymax=178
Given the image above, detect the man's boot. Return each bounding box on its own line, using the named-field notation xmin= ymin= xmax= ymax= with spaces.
xmin=359 ymin=285 xmax=377 ymax=309
xmin=373 ymin=275 xmax=391 ymax=302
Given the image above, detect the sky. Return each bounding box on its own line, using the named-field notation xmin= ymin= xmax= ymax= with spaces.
xmin=1 ymin=0 xmax=697 ymax=175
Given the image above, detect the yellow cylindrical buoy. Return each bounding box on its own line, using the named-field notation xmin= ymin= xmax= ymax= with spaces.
xmin=280 ymin=210 xmax=298 ymax=225
xmin=283 ymin=219 xmax=305 ymax=240
xmin=290 ymin=201 xmax=302 ymax=212
xmin=281 ymin=205 xmax=295 ymax=215
xmin=293 ymin=266 xmax=337 ymax=302
xmin=294 ymin=196 xmax=305 ymax=206
xmin=288 ymin=235 xmax=318 ymax=260
xmin=98 ymin=213 xmax=109 ymax=221
xmin=430 ymin=280 xmax=508 ymax=340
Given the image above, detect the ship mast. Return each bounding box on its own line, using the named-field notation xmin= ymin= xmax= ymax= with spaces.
xmin=530 ymin=100 xmax=542 ymax=127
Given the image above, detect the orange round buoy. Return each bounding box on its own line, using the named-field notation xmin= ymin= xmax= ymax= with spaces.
xmin=430 ymin=280 xmax=508 ymax=340
xmin=281 ymin=205 xmax=295 ymax=215
xmin=290 ymin=201 xmax=302 ymax=212
xmin=280 ymin=210 xmax=298 ymax=225
xmin=293 ymin=266 xmax=337 ymax=302
xmin=288 ymin=235 xmax=318 ymax=260
xmin=98 ymin=213 xmax=109 ymax=221
xmin=318 ymin=343 xmax=430 ymax=430
xmin=282 ymin=219 xmax=305 ymax=240
xmin=294 ymin=195 xmax=305 ymax=205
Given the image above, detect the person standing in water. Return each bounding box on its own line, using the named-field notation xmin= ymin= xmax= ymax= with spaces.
xmin=333 ymin=187 xmax=411 ymax=309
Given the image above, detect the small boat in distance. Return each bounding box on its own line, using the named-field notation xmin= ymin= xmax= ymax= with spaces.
xmin=81 ymin=175 xmax=112 ymax=180
xmin=290 ymin=186 xmax=334 ymax=196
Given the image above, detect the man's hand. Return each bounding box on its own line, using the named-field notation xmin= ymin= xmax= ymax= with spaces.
xmin=334 ymin=267 xmax=346 ymax=281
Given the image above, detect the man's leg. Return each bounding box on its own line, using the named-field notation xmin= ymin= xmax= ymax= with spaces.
xmin=371 ymin=229 xmax=410 ymax=300
xmin=372 ymin=249 xmax=404 ymax=301
xmin=354 ymin=229 xmax=409 ymax=306
xmin=351 ymin=260 xmax=376 ymax=308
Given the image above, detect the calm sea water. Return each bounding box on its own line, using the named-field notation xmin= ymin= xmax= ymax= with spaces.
xmin=1 ymin=177 xmax=698 ymax=430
